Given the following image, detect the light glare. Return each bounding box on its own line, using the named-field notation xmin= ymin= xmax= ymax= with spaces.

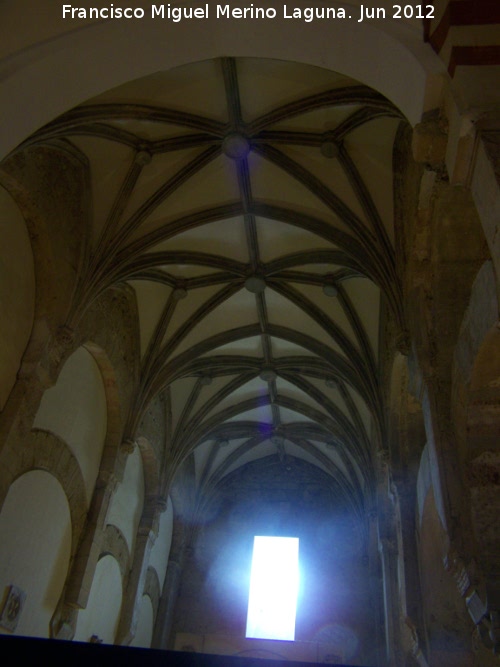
xmin=246 ymin=536 xmax=299 ymax=641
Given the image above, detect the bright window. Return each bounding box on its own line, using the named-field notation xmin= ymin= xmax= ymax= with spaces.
xmin=245 ymin=535 xmax=299 ymax=641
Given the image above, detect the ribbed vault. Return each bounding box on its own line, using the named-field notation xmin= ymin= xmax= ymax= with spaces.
xmin=25 ymin=57 xmax=407 ymax=519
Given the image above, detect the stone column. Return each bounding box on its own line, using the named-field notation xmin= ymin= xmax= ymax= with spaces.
xmin=394 ymin=481 xmax=424 ymax=629
xmin=151 ymin=515 xmax=188 ymax=649
xmin=392 ymin=479 xmax=428 ymax=665
xmin=376 ymin=450 xmax=403 ymax=667
xmin=116 ymin=495 xmax=159 ymax=645
xmin=65 ymin=475 xmax=118 ymax=608
xmin=367 ymin=509 xmax=385 ymax=666
xmin=64 ymin=437 xmax=135 ymax=610
xmin=378 ymin=534 xmax=402 ymax=667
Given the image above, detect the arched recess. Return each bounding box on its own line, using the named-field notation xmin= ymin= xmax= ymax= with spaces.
xmin=453 ymin=261 xmax=499 ymax=464
xmin=0 ymin=185 xmax=35 ymax=410
xmin=452 ymin=260 xmax=500 ymax=590
xmin=0 ymin=429 xmax=87 ymax=559
xmin=143 ymin=567 xmax=161 ymax=623
xmin=0 ymin=470 xmax=71 ymax=639
xmin=33 ymin=346 xmax=107 ymax=506
xmin=34 ymin=313 xmax=137 ymax=615
xmin=418 ymin=487 xmax=474 ymax=666
xmin=73 ymin=554 xmax=123 ymax=644
xmin=460 ymin=262 xmax=500 ymax=461
xmin=130 ymin=595 xmax=154 ymax=649
xmin=102 ymin=524 xmax=130 ymax=581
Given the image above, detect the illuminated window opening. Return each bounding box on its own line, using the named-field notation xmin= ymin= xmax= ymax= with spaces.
xmin=245 ymin=535 xmax=299 ymax=641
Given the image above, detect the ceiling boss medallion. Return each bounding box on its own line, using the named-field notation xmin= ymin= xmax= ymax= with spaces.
xmin=222 ymin=132 xmax=251 ymax=160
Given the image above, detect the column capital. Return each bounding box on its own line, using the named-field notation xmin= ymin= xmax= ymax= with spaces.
xmin=120 ymin=438 xmax=136 ymax=455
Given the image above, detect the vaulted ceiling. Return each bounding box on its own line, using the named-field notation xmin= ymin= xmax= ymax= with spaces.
xmin=28 ymin=57 xmax=407 ymax=518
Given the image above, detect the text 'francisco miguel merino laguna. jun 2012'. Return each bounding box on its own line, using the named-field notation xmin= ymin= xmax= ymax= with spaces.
xmin=61 ymin=3 xmax=436 ymax=23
